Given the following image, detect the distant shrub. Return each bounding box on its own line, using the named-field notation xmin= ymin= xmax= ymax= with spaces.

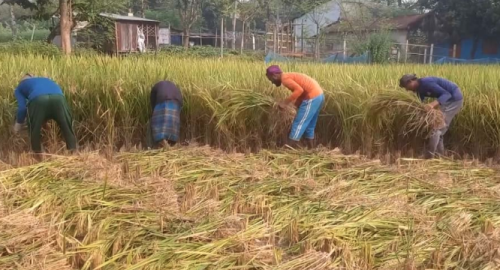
xmin=0 ymin=40 xmax=60 ymax=57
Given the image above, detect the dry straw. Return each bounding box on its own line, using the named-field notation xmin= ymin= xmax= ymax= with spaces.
xmin=1 ymin=147 xmax=500 ymax=269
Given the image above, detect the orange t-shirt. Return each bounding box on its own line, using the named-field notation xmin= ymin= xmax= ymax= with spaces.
xmin=281 ymin=73 xmax=323 ymax=104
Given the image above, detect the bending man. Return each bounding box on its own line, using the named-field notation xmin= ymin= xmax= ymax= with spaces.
xmin=399 ymin=74 xmax=464 ymax=159
xmin=150 ymin=80 xmax=183 ymax=148
xmin=266 ymin=65 xmax=325 ymax=149
xmin=13 ymin=74 xmax=77 ymax=155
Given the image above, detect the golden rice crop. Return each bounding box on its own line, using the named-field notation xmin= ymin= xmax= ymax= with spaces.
xmin=1 ymin=147 xmax=500 ymax=269
xmin=1 ymin=54 xmax=500 ymax=158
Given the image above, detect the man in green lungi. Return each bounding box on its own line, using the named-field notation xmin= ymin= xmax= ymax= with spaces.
xmin=13 ymin=74 xmax=77 ymax=156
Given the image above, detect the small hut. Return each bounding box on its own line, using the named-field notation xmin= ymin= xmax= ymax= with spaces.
xmin=100 ymin=13 xmax=160 ymax=54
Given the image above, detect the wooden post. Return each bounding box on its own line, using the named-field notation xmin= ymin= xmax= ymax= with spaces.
xmin=240 ymin=21 xmax=245 ymax=54
xmin=145 ymin=25 xmax=149 ymax=49
xmin=294 ymin=33 xmax=297 ymax=53
xmin=200 ymin=27 xmax=202 ymax=46
xmin=405 ymin=40 xmax=409 ymax=63
xmin=301 ymin=19 xmax=305 ymax=54
xmin=252 ymin=33 xmax=255 ymax=50
xmin=453 ymin=44 xmax=457 ymax=58
xmin=273 ymin=24 xmax=277 ymax=53
xmin=221 ymin=18 xmax=224 ymax=58
xmin=155 ymin=24 xmax=158 ymax=51
xmin=278 ymin=24 xmax=282 ymax=53
xmin=343 ymin=38 xmax=347 ymax=58
xmin=30 ymin=24 xmax=36 ymax=41
xmin=423 ymin=48 xmax=427 ymax=64
xmin=115 ymin=22 xmax=119 ymax=55
xmin=429 ymin=43 xmax=434 ymax=64
xmin=215 ymin=28 xmax=218 ymax=47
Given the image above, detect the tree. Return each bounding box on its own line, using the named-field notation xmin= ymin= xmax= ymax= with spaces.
xmin=237 ymin=0 xmax=258 ymax=52
xmin=176 ymin=0 xmax=206 ymax=48
xmin=59 ymin=0 xmax=71 ymax=54
xmin=418 ymin=0 xmax=500 ymax=59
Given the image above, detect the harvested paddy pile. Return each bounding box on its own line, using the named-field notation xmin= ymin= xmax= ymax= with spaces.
xmin=2 ymin=147 xmax=500 ymax=269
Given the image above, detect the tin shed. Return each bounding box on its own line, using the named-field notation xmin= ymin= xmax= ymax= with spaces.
xmin=100 ymin=13 xmax=160 ymax=54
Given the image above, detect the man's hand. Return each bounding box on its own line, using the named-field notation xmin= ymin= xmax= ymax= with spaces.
xmin=277 ymin=100 xmax=289 ymax=110
xmin=13 ymin=123 xmax=22 ymax=134
xmin=424 ymin=101 xmax=439 ymax=112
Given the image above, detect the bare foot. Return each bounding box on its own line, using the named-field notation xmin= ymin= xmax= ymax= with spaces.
xmin=158 ymin=140 xmax=168 ymax=148
xmin=33 ymin=153 xmax=43 ymax=162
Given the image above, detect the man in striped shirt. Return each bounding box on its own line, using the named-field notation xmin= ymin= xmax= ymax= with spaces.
xmin=266 ymin=65 xmax=325 ymax=149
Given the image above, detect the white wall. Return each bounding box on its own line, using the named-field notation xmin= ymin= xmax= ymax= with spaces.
xmin=293 ymin=1 xmax=341 ymax=40
xmin=158 ymin=28 xmax=171 ymax=45
xmin=390 ymin=30 xmax=408 ymax=46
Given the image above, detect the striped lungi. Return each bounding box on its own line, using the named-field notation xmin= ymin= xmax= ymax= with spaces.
xmin=151 ymin=101 xmax=181 ymax=143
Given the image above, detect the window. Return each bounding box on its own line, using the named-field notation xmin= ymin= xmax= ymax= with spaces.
xmin=482 ymin=39 xmax=499 ymax=55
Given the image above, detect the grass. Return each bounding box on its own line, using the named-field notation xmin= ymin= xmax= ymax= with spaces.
xmin=1 ymin=147 xmax=500 ymax=269
xmin=0 ymin=29 xmax=50 ymax=43
xmin=1 ymin=54 xmax=500 ymax=158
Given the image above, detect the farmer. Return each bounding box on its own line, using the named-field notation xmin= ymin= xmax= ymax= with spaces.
xmin=266 ymin=65 xmax=325 ymax=149
xmin=399 ymin=74 xmax=464 ymax=159
xmin=13 ymin=74 xmax=77 ymax=156
xmin=149 ymin=80 xmax=183 ymax=148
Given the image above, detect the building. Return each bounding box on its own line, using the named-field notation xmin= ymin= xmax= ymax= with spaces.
xmin=293 ymin=0 xmax=341 ymax=41
xmin=50 ymin=13 xmax=160 ymax=54
xmin=292 ymin=0 xmax=386 ymax=53
xmin=323 ymin=13 xmax=428 ymax=51
xmin=100 ymin=13 xmax=160 ymax=54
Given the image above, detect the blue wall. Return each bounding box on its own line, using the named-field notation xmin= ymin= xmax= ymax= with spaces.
xmin=433 ymin=39 xmax=500 ymax=60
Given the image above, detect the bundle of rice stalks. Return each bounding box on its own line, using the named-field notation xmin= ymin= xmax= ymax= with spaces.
xmin=216 ymin=88 xmax=296 ymax=144
xmin=365 ymin=91 xmax=445 ymax=138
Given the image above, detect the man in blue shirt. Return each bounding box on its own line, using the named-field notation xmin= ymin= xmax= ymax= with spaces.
xmin=13 ymin=74 xmax=77 ymax=156
xmin=400 ymin=74 xmax=464 ymax=159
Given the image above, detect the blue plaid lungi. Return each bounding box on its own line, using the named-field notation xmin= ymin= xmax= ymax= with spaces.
xmin=151 ymin=101 xmax=181 ymax=143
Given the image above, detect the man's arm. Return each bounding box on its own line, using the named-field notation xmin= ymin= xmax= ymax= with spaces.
xmin=294 ymin=99 xmax=302 ymax=108
xmin=282 ymin=79 xmax=304 ymax=105
xmin=429 ymin=82 xmax=452 ymax=105
xmin=418 ymin=92 xmax=426 ymax=102
xmin=423 ymin=82 xmax=451 ymax=110
xmin=14 ymin=88 xmax=27 ymax=124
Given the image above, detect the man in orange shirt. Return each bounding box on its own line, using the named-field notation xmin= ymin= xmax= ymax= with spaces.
xmin=266 ymin=65 xmax=325 ymax=148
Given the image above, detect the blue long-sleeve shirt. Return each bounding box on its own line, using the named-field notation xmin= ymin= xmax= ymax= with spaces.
xmin=417 ymin=77 xmax=463 ymax=105
xmin=14 ymin=77 xmax=63 ymax=124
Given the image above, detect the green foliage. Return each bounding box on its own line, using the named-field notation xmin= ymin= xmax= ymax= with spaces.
xmin=0 ymin=29 xmax=50 ymax=42
xmin=0 ymin=40 xmax=60 ymax=56
xmin=159 ymin=45 xmax=263 ymax=59
xmin=145 ymin=9 xmax=181 ymax=28
xmin=419 ymin=0 xmax=500 ymax=43
xmin=352 ymin=32 xmax=393 ymax=63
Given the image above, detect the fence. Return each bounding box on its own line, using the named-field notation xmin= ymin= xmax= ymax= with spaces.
xmin=196 ymin=28 xmax=500 ymax=64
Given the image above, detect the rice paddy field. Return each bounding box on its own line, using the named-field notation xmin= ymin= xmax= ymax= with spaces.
xmin=2 ymin=54 xmax=500 ymax=269
xmin=1 ymin=54 xmax=500 ymax=157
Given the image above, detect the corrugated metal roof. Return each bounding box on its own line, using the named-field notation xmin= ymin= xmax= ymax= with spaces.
xmin=324 ymin=13 xmax=428 ymax=34
xmin=100 ymin=13 xmax=160 ymax=23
